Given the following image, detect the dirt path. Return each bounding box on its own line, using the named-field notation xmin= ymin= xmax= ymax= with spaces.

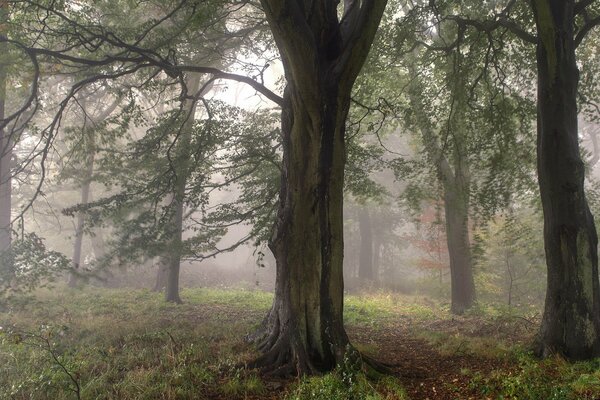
xmin=349 ymin=322 xmax=512 ymax=400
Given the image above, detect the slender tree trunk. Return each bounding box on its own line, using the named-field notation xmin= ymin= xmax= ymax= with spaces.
xmin=372 ymin=233 xmax=381 ymax=282
xmin=442 ymin=170 xmax=475 ymax=314
xmin=358 ymin=207 xmax=373 ymax=281
xmin=153 ymin=257 xmax=169 ymax=292
xmin=68 ymin=145 xmax=94 ymax=288
xmin=164 ymin=73 xmax=201 ymax=304
xmin=532 ymin=0 xmax=600 ymax=359
xmin=0 ymin=1 xmax=10 ymax=255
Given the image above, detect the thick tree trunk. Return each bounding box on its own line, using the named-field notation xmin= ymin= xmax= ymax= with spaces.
xmin=253 ymin=0 xmax=387 ymax=376
xmin=442 ymin=175 xmax=475 ymax=314
xmin=358 ymin=207 xmax=374 ymax=281
xmin=533 ymin=1 xmax=600 ymax=359
xmin=252 ymin=84 xmax=351 ymax=375
xmin=163 ymin=73 xmax=201 ymax=304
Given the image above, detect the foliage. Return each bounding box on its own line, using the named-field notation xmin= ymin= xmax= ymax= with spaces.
xmin=0 ymin=233 xmax=69 ymax=307
xmin=472 ymin=207 xmax=546 ymax=308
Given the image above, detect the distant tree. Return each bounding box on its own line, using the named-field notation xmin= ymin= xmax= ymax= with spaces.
xmin=0 ymin=1 xmax=11 ymax=255
xmin=398 ymin=0 xmax=600 ymax=359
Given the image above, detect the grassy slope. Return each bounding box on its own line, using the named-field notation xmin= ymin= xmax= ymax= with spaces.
xmin=1 ymin=287 xmax=600 ymax=399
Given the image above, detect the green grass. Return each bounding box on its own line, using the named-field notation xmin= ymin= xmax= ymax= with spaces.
xmin=467 ymin=351 xmax=600 ymax=400
xmin=0 ymin=287 xmax=410 ymax=400
xmin=3 ymin=287 xmax=600 ymax=400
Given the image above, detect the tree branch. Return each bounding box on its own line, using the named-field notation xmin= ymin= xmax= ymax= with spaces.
xmin=335 ymin=0 xmax=388 ymax=86
xmin=575 ymin=14 xmax=600 ymax=48
xmin=575 ymin=0 xmax=596 ymax=15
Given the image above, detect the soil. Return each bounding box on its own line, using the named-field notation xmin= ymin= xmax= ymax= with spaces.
xmin=203 ymin=303 xmax=537 ymax=400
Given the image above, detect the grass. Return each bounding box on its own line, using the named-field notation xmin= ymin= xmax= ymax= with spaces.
xmin=2 ymin=287 xmax=600 ymax=399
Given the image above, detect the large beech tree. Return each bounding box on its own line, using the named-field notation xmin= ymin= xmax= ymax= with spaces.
xmin=532 ymin=0 xmax=600 ymax=359
xmin=250 ymin=0 xmax=387 ymax=375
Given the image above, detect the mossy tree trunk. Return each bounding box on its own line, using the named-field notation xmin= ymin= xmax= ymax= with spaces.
xmin=532 ymin=0 xmax=600 ymax=359
xmin=252 ymin=0 xmax=387 ymax=375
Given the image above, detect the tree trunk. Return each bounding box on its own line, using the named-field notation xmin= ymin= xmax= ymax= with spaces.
xmin=252 ymin=82 xmax=352 ymax=374
xmin=164 ymin=73 xmax=201 ymax=304
xmin=442 ymin=171 xmax=475 ymax=314
xmin=372 ymin=232 xmax=382 ymax=282
xmin=153 ymin=257 xmax=169 ymax=292
xmin=532 ymin=0 xmax=600 ymax=359
xmin=0 ymin=2 xmax=10 ymax=255
xmin=358 ymin=207 xmax=373 ymax=281
xmin=68 ymin=146 xmax=94 ymax=288
xmin=252 ymin=0 xmax=386 ymax=376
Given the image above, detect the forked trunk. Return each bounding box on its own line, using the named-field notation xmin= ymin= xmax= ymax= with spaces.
xmin=254 ymin=0 xmax=387 ymax=375
xmin=533 ymin=0 xmax=600 ymax=359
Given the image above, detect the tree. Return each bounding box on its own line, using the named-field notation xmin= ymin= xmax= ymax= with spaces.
xmin=250 ymin=0 xmax=387 ymax=375
xmin=0 ymin=0 xmax=10 ymax=255
xmin=408 ymin=0 xmax=600 ymax=359
xmin=67 ymin=89 xmax=121 ymax=288
xmin=532 ymin=0 xmax=600 ymax=359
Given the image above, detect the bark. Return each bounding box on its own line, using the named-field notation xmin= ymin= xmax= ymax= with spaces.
xmin=251 ymin=0 xmax=387 ymax=375
xmin=358 ymin=207 xmax=374 ymax=281
xmin=532 ymin=0 xmax=600 ymax=359
xmin=164 ymin=73 xmax=202 ymax=304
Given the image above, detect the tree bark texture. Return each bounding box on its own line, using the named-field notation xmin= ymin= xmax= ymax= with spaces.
xmin=252 ymin=0 xmax=387 ymax=375
xmin=532 ymin=0 xmax=600 ymax=359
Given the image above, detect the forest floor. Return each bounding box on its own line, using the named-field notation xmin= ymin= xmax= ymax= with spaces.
xmin=2 ymin=287 xmax=600 ymax=399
